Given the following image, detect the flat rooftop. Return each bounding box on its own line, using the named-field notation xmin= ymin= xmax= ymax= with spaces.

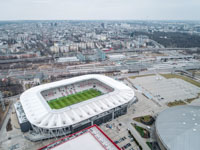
xmin=39 ymin=125 xmax=120 ymax=150
xmin=53 ymin=132 xmax=106 ymax=150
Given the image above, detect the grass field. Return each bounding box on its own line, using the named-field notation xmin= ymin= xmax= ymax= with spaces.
xmin=132 ymin=123 xmax=150 ymax=138
xmin=47 ymin=89 xmax=102 ymax=109
xmin=133 ymin=115 xmax=152 ymax=123
xmin=146 ymin=142 xmax=153 ymax=150
xmin=167 ymin=100 xmax=186 ymax=107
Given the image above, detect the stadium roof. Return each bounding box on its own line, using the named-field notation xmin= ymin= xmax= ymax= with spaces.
xmin=20 ymin=74 xmax=135 ymax=129
xmin=156 ymin=105 xmax=200 ymax=150
xmin=39 ymin=125 xmax=120 ymax=150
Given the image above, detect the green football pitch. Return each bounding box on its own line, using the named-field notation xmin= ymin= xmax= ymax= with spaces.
xmin=47 ymin=89 xmax=102 ymax=109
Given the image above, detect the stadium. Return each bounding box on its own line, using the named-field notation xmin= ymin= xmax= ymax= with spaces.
xmin=155 ymin=105 xmax=200 ymax=150
xmin=15 ymin=74 xmax=135 ymax=141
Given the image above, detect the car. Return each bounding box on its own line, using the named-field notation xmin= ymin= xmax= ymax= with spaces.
xmin=118 ymin=138 xmax=123 ymax=143
xmin=123 ymin=145 xmax=127 ymax=149
xmin=146 ymin=126 xmax=151 ymax=129
xmin=130 ymin=138 xmax=134 ymax=142
xmin=114 ymin=140 xmax=119 ymax=144
xmin=124 ymin=143 xmax=131 ymax=149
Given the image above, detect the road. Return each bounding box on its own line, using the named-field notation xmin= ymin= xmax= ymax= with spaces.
xmin=0 ymin=95 xmax=20 ymax=143
xmin=120 ymin=115 xmax=151 ymax=150
xmin=127 ymin=123 xmax=151 ymax=150
xmin=105 ymin=48 xmax=197 ymax=54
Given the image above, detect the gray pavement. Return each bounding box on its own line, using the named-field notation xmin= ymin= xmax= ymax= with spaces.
xmin=127 ymin=123 xmax=151 ymax=150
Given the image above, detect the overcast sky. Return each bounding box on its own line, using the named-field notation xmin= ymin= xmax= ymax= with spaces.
xmin=0 ymin=0 xmax=200 ymax=20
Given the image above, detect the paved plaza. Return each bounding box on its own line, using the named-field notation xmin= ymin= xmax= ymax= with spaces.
xmin=130 ymin=75 xmax=200 ymax=104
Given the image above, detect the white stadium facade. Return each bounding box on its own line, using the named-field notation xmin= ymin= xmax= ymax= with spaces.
xmin=15 ymin=74 xmax=135 ymax=141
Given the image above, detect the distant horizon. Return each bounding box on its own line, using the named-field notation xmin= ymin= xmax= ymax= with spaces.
xmin=0 ymin=19 xmax=200 ymax=22
xmin=0 ymin=0 xmax=200 ymax=21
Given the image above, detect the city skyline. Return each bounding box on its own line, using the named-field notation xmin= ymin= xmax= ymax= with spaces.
xmin=0 ymin=0 xmax=200 ymax=20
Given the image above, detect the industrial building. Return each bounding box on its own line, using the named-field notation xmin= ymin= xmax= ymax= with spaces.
xmin=57 ymin=57 xmax=79 ymax=63
xmin=77 ymin=49 xmax=106 ymax=62
xmin=107 ymin=54 xmax=126 ymax=61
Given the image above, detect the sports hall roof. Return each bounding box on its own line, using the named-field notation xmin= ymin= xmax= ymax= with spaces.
xmin=156 ymin=105 xmax=200 ymax=150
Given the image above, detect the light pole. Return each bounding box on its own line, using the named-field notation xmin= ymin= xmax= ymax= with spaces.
xmin=0 ymin=91 xmax=5 ymax=111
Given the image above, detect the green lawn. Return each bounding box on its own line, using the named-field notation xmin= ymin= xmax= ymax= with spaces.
xmin=134 ymin=125 xmax=145 ymax=137
xmin=146 ymin=142 xmax=153 ymax=150
xmin=133 ymin=115 xmax=152 ymax=123
xmin=47 ymin=89 xmax=102 ymax=109
xmin=167 ymin=100 xmax=186 ymax=107
xmin=132 ymin=123 xmax=150 ymax=138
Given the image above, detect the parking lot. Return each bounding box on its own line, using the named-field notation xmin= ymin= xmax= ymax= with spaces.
xmin=100 ymin=120 xmax=139 ymax=150
xmin=130 ymin=75 xmax=200 ymax=104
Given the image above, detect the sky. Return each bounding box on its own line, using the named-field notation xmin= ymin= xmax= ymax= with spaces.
xmin=0 ymin=0 xmax=200 ymax=20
